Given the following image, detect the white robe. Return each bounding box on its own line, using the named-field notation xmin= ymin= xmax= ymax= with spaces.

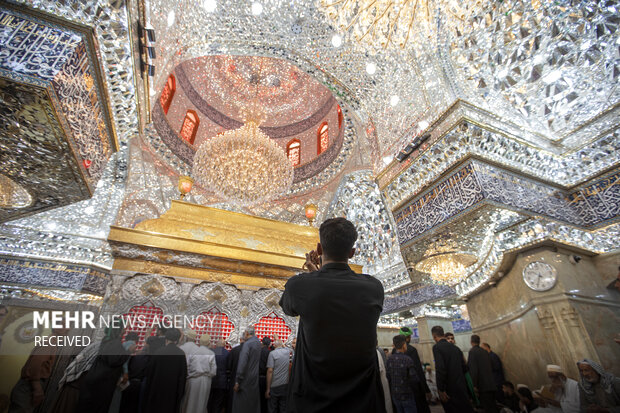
xmin=376 ymin=349 xmax=393 ymax=413
xmin=180 ymin=342 xmax=217 ymax=413
xmin=532 ymin=378 xmax=580 ymax=413
xmin=425 ymin=369 xmax=439 ymax=401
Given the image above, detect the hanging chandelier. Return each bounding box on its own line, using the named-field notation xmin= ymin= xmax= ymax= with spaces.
xmin=414 ymin=238 xmax=477 ymax=285
xmin=192 ymin=120 xmax=293 ymax=207
xmin=319 ymin=0 xmax=482 ymax=49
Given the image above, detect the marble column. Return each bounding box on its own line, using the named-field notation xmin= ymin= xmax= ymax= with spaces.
xmin=377 ymin=326 xmax=400 ymax=349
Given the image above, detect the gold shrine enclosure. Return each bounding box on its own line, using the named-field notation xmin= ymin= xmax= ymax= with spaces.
xmin=108 ymin=200 xmax=362 ymax=290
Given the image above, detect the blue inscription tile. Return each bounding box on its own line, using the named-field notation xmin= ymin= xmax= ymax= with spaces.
xmin=0 ymin=258 xmax=108 ymax=296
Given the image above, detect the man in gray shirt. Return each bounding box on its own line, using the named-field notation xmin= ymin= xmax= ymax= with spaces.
xmin=265 ymin=339 xmax=292 ymax=413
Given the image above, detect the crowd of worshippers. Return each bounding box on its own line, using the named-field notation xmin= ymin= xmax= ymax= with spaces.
xmin=7 ymin=218 xmax=620 ymax=413
xmin=10 ymin=322 xmax=619 ymax=413
xmin=379 ymin=326 xmax=620 ymax=413
xmin=8 ymin=324 xmax=296 ymax=413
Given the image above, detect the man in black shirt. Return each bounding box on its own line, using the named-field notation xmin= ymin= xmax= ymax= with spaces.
xmin=481 ymin=342 xmax=504 ymax=403
xmin=501 ymin=381 xmax=520 ymax=412
xmin=208 ymin=339 xmax=229 ymax=413
xmin=468 ymin=335 xmax=498 ymax=413
xmin=280 ymin=218 xmax=385 ymax=412
xmin=259 ymin=336 xmax=271 ymax=413
xmin=226 ymin=337 xmax=244 ymax=413
xmin=431 ymin=326 xmax=474 ymax=413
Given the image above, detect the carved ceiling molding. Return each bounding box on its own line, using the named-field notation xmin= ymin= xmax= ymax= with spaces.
xmin=175 ymin=61 xmax=339 ymax=138
xmin=378 ymin=100 xmax=620 ymax=195
xmin=0 ymin=3 xmax=118 ymax=222
xmin=100 ymin=273 xmax=298 ymax=346
xmin=394 ymin=159 xmax=620 ymax=247
xmin=150 ymin=102 xmax=346 ymax=185
xmin=383 ymin=154 xmax=619 ymax=307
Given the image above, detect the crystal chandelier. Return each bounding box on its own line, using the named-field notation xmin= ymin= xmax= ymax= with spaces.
xmin=192 ymin=120 xmax=294 ymax=207
xmin=414 ymin=238 xmax=477 ymax=285
xmin=319 ymin=0 xmax=482 ymax=49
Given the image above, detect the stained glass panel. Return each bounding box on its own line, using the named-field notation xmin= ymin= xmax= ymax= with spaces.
xmin=254 ymin=312 xmax=292 ymax=343
xmin=160 ymin=74 xmax=175 ymax=114
xmin=191 ymin=308 xmax=235 ymax=347
xmin=122 ymin=304 xmax=164 ymax=350
xmin=180 ymin=110 xmax=199 ymax=145
xmin=318 ymin=123 xmax=328 ymax=154
xmin=287 ymin=140 xmax=300 ymax=166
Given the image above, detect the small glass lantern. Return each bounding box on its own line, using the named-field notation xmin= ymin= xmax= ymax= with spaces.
xmin=178 ymin=175 xmax=194 ymax=200
xmin=304 ymin=203 xmax=318 ymax=225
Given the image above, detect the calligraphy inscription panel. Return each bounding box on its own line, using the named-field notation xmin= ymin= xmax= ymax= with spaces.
xmin=394 ymin=160 xmax=620 ymax=246
xmin=0 ymin=5 xmax=117 ymax=221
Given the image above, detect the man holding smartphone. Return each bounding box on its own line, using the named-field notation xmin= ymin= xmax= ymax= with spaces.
xmin=279 ymin=218 xmax=385 ymax=412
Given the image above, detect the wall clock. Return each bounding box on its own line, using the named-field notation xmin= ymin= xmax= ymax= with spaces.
xmin=522 ymin=261 xmax=557 ymax=292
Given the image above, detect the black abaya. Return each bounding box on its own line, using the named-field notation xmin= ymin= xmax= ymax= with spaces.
xmin=76 ymin=338 xmax=129 ymax=413
xmin=142 ymin=343 xmax=187 ymax=413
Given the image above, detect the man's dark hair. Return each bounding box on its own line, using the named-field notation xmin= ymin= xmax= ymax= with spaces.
xmin=503 ymin=381 xmax=514 ymax=390
xmin=146 ymin=335 xmax=164 ymax=354
xmin=445 ymin=332 xmax=454 ymax=338
xmin=165 ymin=328 xmax=181 ymax=343
xmin=393 ymin=335 xmax=406 ymax=349
xmin=482 ymin=342 xmax=491 ymax=350
xmin=319 ymin=218 xmax=358 ymax=261
xmin=471 ymin=334 xmax=481 ymax=345
xmin=517 ymin=387 xmax=534 ymax=403
xmin=125 ymin=332 xmax=140 ymax=342
xmin=431 ymin=326 xmax=444 ymax=337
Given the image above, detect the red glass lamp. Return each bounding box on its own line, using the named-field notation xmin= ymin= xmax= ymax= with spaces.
xmin=304 ymin=203 xmax=318 ymax=225
xmin=178 ymin=175 xmax=194 ymax=200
